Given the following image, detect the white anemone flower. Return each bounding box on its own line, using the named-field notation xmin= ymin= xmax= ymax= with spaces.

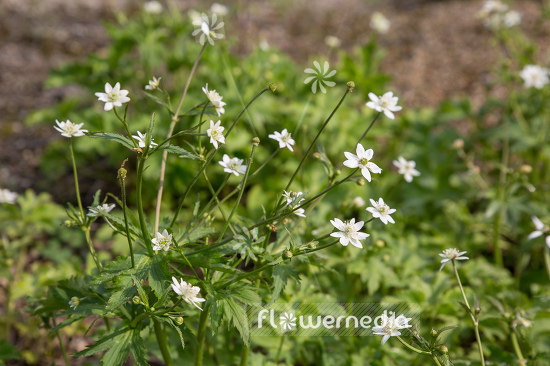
xmin=87 ymin=203 xmax=115 ymax=217
xmin=304 ymin=60 xmax=336 ymax=94
xmin=268 ymin=129 xmax=296 ymax=152
xmin=171 ymin=277 xmax=206 ymax=310
xmin=211 ymin=3 xmax=228 ymax=16
xmin=0 ymin=189 xmax=18 ymax=204
xmin=145 ymin=76 xmax=161 ymax=90
xmin=372 ymin=313 xmax=412 ymax=345
xmin=144 ymin=1 xmax=163 ymax=14
xmin=202 ymin=83 xmax=226 ymax=116
xmin=520 ymin=65 xmax=549 ymax=90
xmin=152 ymin=229 xmax=173 ymax=252
xmin=95 ymin=82 xmax=130 ymax=111
xmin=343 ymin=143 xmax=382 ymax=182
xmin=206 ymin=120 xmax=225 ymax=149
xmin=393 ymin=157 xmax=420 ymax=183
xmin=439 ymin=248 xmax=469 ymax=271
xmin=366 ymin=91 xmax=402 ymax=119
xmin=219 ymin=154 xmax=247 ymax=176
xmin=283 ymin=191 xmax=306 ymax=218
xmin=528 ymin=216 xmax=550 ymax=248
xmin=367 ymin=198 xmax=396 ymax=225
xmin=54 ymin=120 xmax=88 ymax=138
xmin=132 ymin=131 xmax=158 ymax=149
xmin=352 ymin=196 xmax=365 ymax=208
xmin=370 ymin=12 xmax=390 ymax=34
xmin=192 ymin=13 xmax=224 ymax=46
xmin=330 ymin=218 xmax=369 ymax=249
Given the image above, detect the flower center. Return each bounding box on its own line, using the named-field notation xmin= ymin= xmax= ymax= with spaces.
xmin=360 ymin=158 xmax=369 ymax=166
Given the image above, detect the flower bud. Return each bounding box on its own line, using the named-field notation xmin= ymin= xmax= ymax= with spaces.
xmin=308 ymin=242 xmax=317 ymax=249
xmin=520 ymin=164 xmax=532 ymax=174
xmin=313 ymin=152 xmax=321 ymax=159
xmin=325 ymin=35 xmax=341 ymax=48
xmin=375 ymin=239 xmax=385 ymax=248
xmin=475 ymin=306 xmax=481 ymax=315
xmin=150 ymin=307 xmax=156 ymax=312
xmin=117 ymin=167 xmax=128 ymax=179
xmin=440 ymin=346 xmax=448 ymax=354
xmin=64 ymin=220 xmax=73 ymax=228
xmin=266 ymin=224 xmax=277 ymax=232
xmin=268 ymin=83 xmax=278 ymax=92
xmin=69 ymin=296 xmax=80 ymax=309
xmin=357 ymin=178 xmax=365 ymax=186
xmin=132 ymin=296 xmax=141 ymax=305
xmin=347 ymin=81 xmax=355 ymax=92
xmin=431 ymin=329 xmax=438 ymax=337
xmin=174 ymin=317 xmax=184 ymax=325
xmin=282 ymin=217 xmax=292 ymax=225
xmin=253 ymin=137 xmax=260 ymax=146
xmin=452 ymin=139 xmax=464 ymax=150
xmin=383 ymin=254 xmax=390 ymax=262
xmin=283 ymin=251 xmax=293 ymax=259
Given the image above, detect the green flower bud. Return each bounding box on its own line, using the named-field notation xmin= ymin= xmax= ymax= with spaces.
xmin=440 ymin=346 xmax=448 ymax=354
xmin=253 ymin=137 xmax=260 ymax=146
xmin=64 ymin=220 xmax=72 ymax=228
xmin=375 ymin=240 xmax=385 ymax=248
xmin=174 ymin=317 xmax=184 ymax=325
xmin=132 ymin=296 xmax=141 ymax=305
xmin=308 ymin=242 xmax=317 ymax=249
xmin=269 ymin=83 xmax=278 ymax=92
xmin=284 ymin=251 xmax=293 ymax=259
xmin=150 ymin=307 xmax=155 ymax=312
xmin=117 ymin=167 xmax=127 ymax=179
xmin=357 ymin=178 xmax=365 ymax=186
xmin=347 ymin=81 xmax=355 ymax=91
xmin=431 ymin=329 xmax=438 ymax=337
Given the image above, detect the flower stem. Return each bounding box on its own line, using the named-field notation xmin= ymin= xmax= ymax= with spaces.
xmin=195 ymin=307 xmax=210 ymax=366
xmin=154 ymin=43 xmax=207 ymax=234
xmin=52 ymin=313 xmax=70 ymax=366
xmin=356 ymin=112 xmax=381 ymax=146
xmin=120 ymin=173 xmax=135 ymax=268
xmin=218 ymin=143 xmax=256 ymax=241
xmin=113 ymin=108 xmax=138 ymax=148
xmin=239 ymin=344 xmax=249 ymax=366
xmin=395 ymin=336 xmax=431 ymax=355
xmin=69 ymin=138 xmax=84 ymax=221
xmin=153 ymin=319 xmax=173 ymax=366
xmin=136 ymin=158 xmax=154 ymax=256
xmin=280 ymin=87 xmax=350 ymax=201
xmin=511 ymin=331 xmax=525 ymax=363
xmin=84 ymin=228 xmax=101 ymax=270
xmin=452 ymin=260 xmax=485 ymax=366
xmin=170 ymin=86 xmax=270 ymax=227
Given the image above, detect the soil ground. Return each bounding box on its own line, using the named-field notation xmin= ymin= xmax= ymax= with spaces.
xmin=0 ymin=0 xmax=549 ymax=364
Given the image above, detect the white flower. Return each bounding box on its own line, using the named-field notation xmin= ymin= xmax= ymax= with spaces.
xmin=152 ymin=229 xmax=173 ymax=252
xmin=393 ymin=157 xmax=421 ymax=183
xmin=367 ymin=198 xmax=396 ymax=225
xmin=188 ymin=9 xmax=203 ymax=24
xmin=192 ymin=13 xmax=224 ymax=46
xmin=512 ymin=313 xmax=532 ymax=329
xmin=528 ymin=216 xmax=550 ymax=249
xmin=283 ymin=191 xmax=307 ymax=218
xmin=330 ymin=218 xmax=369 ymax=249
xmin=219 ymin=154 xmax=247 ymax=176
xmin=370 ymin=12 xmax=390 ymax=34
xmin=366 ymin=91 xmax=402 ymax=119
xmin=372 ymin=313 xmax=412 ymax=345
xmin=206 ymin=120 xmax=225 ymax=149
xmin=145 ymin=76 xmax=161 ymax=90
xmin=520 ymin=65 xmax=549 ymax=90
xmin=144 ymin=1 xmax=163 ymax=14
xmin=171 ymin=277 xmax=206 ymax=310
xmin=211 ymin=3 xmax=228 ymax=16
xmin=0 ymin=189 xmax=18 ymax=204
xmin=304 ymin=61 xmax=336 ymax=94
xmin=352 ymin=196 xmax=365 ymax=208
xmin=325 ymin=35 xmax=341 ymax=48
xmin=480 ymin=0 xmax=508 ymax=15
xmin=68 ymin=296 xmax=80 ymax=310
xmin=132 ymin=131 xmax=158 ymax=149
xmin=87 ymin=203 xmax=115 ymax=217
xmin=202 ymin=84 xmax=226 ymax=116
xmin=280 ymin=312 xmax=296 ymax=332
xmin=439 ymin=248 xmax=469 ymax=271
xmin=268 ymin=129 xmax=295 ymax=152
xmin=343 ymin=143 xmax=382 ymax=182
xmin=502 ymin=10 xmax=521 ymax=27
xmin=54 ymin=120 xmax=88 ymax=138
xmin=95 ymin=82 xmax=130 ymax=111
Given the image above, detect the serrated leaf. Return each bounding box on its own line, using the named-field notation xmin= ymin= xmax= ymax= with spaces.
xmin=267 ymin=264 xmax=300 ymax=306
xmin=129 ymin=329 xmax=149 ymax=366
xmin=457 ymin=301 xmax=472 ymax=315
xmin=437 ymin=325 xmax=459 ymax=335
xmin=91 ymin=257 xmax=132 ymax=285
xmin=144 ymin=92 xmax=171 ymax=111
xmin=178 ymin=226 xmax=217 ymax=246
xmin=87 ymin=132 xmax=135 ymax=150
xmin=149 ymin=254 xmax=169 ymax=298
xmin=74 ymin=327 xmax=130 ymax=358
xmin=222 ymin=297 xmax=250 ymax=345
xmin=155 ymin=144 xmax=199 ymax=159
xmin=229 ymin=285 xmax=261 ymax=305
xmin=100 ymin=210 xmax=141 ymax=238
xmin=101 ymin=328 xmax=133 ymax=366
xmin=132 ymin=275 xmax=149 ymax=308
xmin=156 ymin=317 xmax=186 ymax=350
xmin=0 ymin=339 xmax=21 ymax=360
xmin=105 ymin=255 xmax=152 ymax=312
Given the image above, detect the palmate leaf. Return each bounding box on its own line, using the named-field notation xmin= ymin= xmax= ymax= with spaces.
xmin=86 ymin=132 xmax=135 ymax=150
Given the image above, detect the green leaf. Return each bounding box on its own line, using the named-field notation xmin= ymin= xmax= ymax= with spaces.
xmin=156 ymin=317 xmax=186 ymax=350
xmin=129 ymin=329 xmax=150 ymax=366
xmin=91 ymin=256 xmax=132 ymax=285
xmin=148 ymin=254 xmax=169 ymax=299
xmin=229 ymin=284 xmax=262 ymax=305
xmin=87 ymin=132 xmax=135 ymax=150
xmin=104 ymin=255 xmax=152 ymax=312
xmin=74 ymin=327 xmax=130 ymax=358
xmin=101 ymin=328 xmax=133 ymax=366
xmin=268 ymin=264 xmax=299 ymax=306
xmin=132 ymin=274 xmax=149 ymax=308
xmin=222 ymin=297 xmax=250 ymax=345
xmin=178 ymin=226 xmax=218 ymax=246
xmin=144 ymin=92 xmax=171 ymax=111
xmin=0 ymin=340 xmax=21 ymax=360
xmin=156 ymin=144 xmax=199 ymax=159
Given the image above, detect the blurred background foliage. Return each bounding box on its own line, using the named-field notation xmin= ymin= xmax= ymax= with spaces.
xmin=1 ymin=0 xmax=550 ymax=364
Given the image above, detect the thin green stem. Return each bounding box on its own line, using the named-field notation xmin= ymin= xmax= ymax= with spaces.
xmin=136 ymin=158 xmax=154 ymax=256
xmin=510 ymin=332 xmax=525 ymax=364
xmin=195 ymin=307 xmax=210 ymax=366
xmin=84 ymin=228 xmax=101 ymax=270
xmin=452 ymin=260 xmax=485 ymax=366
xmin=218 ymin=143 xmax=256 ymax=241
xmin=154 ymin=319 xmax=173 ymax=366
xmin=356 ymin=112 xmax=381 ymax=146
xmin=280 ymin=87 xmax=351 ymax=202
xmin=113 ymin=108 xmax=138 ymax=148
xmin=52 ymin=314 xmax=70 ymax=366
xmin=197 ymin=102 xmax=208 ymax=154
xmin=239 ymin=344 xmax=249 ymax=366
xmin=493 ymin=116 xmax=509 ymax=268
xmin=171 ymin=86 xmax=270 ymax=227
xmin=544 ymin=245 xmax=550 ymax=282
xmin=69 ymin=139 xmax=84 ymax=221
xmin=396 ymin=336 xmax=431 ymax=355
xmin=120 ymin=174 xmax=135 ymax=268
xmin=154 ymin=43 xmax=207 ymax=233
